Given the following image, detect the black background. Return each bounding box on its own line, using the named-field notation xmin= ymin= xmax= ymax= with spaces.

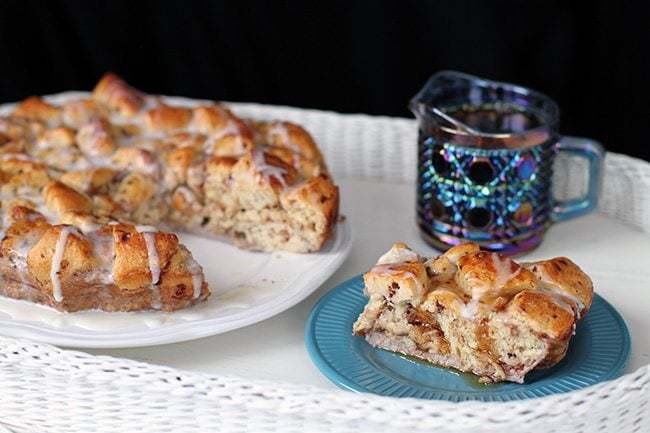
xmin=0 ymin=1 xmax=648 ymax=160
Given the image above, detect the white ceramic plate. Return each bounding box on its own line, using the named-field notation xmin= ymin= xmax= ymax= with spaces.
xmin=0 ymin=221 xmax=351 ymax=348
xmin=0 ymin=93 xmax=352 ymax=349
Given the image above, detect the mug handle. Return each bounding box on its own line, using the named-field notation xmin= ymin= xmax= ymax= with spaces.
xmin=552 ymin=138 xmax=604 ymax=222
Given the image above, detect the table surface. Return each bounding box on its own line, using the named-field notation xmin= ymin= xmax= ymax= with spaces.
xmin=86 ymin=178 xmax=650 ymax=389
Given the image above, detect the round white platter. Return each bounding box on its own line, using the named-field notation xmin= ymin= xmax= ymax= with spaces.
xmin=0 ymin=92 xmax=352 ymax=349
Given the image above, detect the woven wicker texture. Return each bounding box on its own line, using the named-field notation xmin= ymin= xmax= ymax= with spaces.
xmin=0 ymin=101 xmax=648 ymax=433
xmin=0 ymin=338 xmax=647 ymax=433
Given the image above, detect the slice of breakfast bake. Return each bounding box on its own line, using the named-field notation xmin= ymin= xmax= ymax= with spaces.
xmin=353 ymin=243 xmax=593 ymax=383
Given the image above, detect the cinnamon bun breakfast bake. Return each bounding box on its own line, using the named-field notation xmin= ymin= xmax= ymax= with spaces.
xmin=353 ymin=243 xmax=593 ymax=383
xmin=0 ymin=73 xmax=339 ymax=312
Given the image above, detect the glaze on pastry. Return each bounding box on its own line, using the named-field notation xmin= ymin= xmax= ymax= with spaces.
xmin=0 ymin=73 xmax=339 ymax=312
xmin=353 ymin=243 xmax=593 ymax=383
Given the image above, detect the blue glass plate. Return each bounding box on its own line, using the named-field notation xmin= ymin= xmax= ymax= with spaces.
xmin=305 ymin=275 xmax=631 ymax=401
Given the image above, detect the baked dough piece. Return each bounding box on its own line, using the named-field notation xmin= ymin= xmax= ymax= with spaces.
xmin=0 ymin=73 xmax=339 ymax=312
xmin=353 ymin=243 xmax=593 ymax=383
xmin=0 ymin=179 xmax=209 ymax=312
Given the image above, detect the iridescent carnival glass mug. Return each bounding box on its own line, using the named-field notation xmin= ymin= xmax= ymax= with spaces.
xmin=410 ymin=71 xmax=604 ymax=254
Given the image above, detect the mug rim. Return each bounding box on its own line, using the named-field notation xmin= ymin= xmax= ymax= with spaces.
xmin=410 ymin=70 xmax=560 ymax=141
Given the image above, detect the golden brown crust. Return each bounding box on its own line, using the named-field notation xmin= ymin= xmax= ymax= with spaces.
xmin=280 ymin=173 xmax=339 ymax=249
xmin=0 ymin=117 xmax=34 ymax=141
xmin=110 ymin=147 xmax=159 ymax=177
xmin=248 ymin=149 xmax=298 ymax=190
xmin=12 ymin=96 xmax=62 ymax=126
xmin=59 ymin=168 xmax=119 ymax=194
xmin=112 ymin=225 xmax=174 ymax=291
xmin=113 ymin=173 xmax=157 ymax=212
xmin=189 ymin=105 xmax=231 ymax=134
xmin=254 ymin=121 xmax=324 ymax=164
xmin=507 ymin=290 xmax=575 ymax=339
xmin=525 ymin=257 xmax=593 ymax=317
xmin=444 ymin=243 xmax=480 ymax=262
xmin=364 ymin=261 xmax=428 ymax=305
xmin=263 ymin=145 xmax=324 ymax=178
xmin=92 ymin=72 xmax=144 ymax=117
xmin=43 ymin=181 xmax=93 ymax=217
xmin=455 ymin=251 xmax=539 ymax=305
xmin=252 ymin=121 xmax=327 ymax=177
xmin=144 ymin=105 xmax=192 ymax=132
xmin=0 ymin=157 xmax=50 ymax=196
xmin=26 ymin=225 xmax=98 ymax=297
xmin=61 ymin=99 xmax=101 ymax=128
xmin=37 ymin=126 xmax=76 ymax=148
xmin=1 ymin=210 xmax=50 ymax=254
xmin=76 ymin=118 xmax=116 ymax=158
xmin=206 ymin=134 xmax=255 ymax=157
xmin=164 ymin=146 xmax=199 ymax=184
xmin=0 ymin=219 xmax=209 ymax=312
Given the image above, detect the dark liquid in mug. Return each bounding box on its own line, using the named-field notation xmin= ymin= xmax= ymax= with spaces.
xmin=443 ymin=103 xmax=545 ymax=134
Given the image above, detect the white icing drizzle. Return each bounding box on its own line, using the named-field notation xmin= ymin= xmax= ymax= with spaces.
xmin=79 ymin=171 xmax=94 ymax=193
xmin=370 ymin=264 xmax=417 ymax=281
xmin=87 ymin=231 xmax=115 ymax=285
xmin=0 ymin=153 xmax=36 ymax=162
xmin=136 ymin=225 xmax=161 ymax=308
xmin=50 ymin=226 xmax=79 ymax=302
xmin=268 ymin=122 xmax=291 ymax=144
xmin=203 ymin=120 xmax=243 ymax=155
xmin=35 ymin=203 xmax=59 ymax=224
xmin=461 ymin=253 xmax=520 ymax=319
xmin=460 ymin=298 xmax=481 ymax=319
xmin=185 ymin=256 xmax=204 ymax=299
xmin=213 ymin=120 xmax=241 ymax=141
xmin=135 ymin=225 xmax=158 ymax=233
xmin=540 ymin=288 xmax=578 ymax=316
xmin=376 ymin=246 xmax=419 ymax=265
xmin=138 ymin=228 xmax=161 ymax=284
xmin=252 ymin=148 xmax=287 ymax=188
xmin=192 ymin=273 xmax=203 ymax=299
xmin=491 ymin=254 xmax=520 ymax=289
xmin=77 ymin=119 xmax=111 ymax=158
xmin=529 ymin=263 xmax=586 ymax=320
xmin=140 ymin=96 xmax=160 ymax=112
xmin=1 ymin=207 xmax=13 ymax=228
xmin=175 ymin=185 xmax=195 ymax=203
xmin=122 ymin=148 xmax=160 ymax=178
xmin=76 ymin=218 xmax=102 ymax=234
xmin=538 ymin=284 xmax=585 ymax=320
xmin=268 ymin=122 xmax=300 ymax=153
xmin=12 ymin=236 xmax=37 ymax=259
xmin=268 ymin=122 xmax=302 ymax=170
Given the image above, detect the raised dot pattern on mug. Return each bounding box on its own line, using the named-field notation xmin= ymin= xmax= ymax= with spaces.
xmin=417 ymin=134 xmax=557 ymax=254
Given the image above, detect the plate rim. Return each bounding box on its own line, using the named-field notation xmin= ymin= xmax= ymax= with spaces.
xmin=305 ymin=275 xmax=369 ymax=393
xmin=0 ymin=222 xmax=352 ymax=349
xmin=305 ymin=274 xmax=632 ymax=400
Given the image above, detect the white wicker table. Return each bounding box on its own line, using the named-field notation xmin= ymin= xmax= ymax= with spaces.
xmin=0 ymin=103 xmax=648 ymax=432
